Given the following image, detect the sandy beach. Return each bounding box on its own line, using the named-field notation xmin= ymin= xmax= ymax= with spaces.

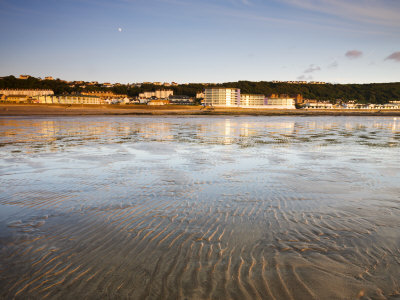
xmin=1 ymin=116 xmax=399 ymax=299
xmin=1 ymin=103 xmax=400 ymax=116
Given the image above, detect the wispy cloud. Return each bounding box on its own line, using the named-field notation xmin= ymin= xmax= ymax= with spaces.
xmin=297 ymin=75 xmax=313 ymax=80
xmin=279 ymin=0 xmax=400 ymax=27
xmin=345 ymin=50 xmax=363 ymax=59
xmin=385 ymin=52 xmax=400 ymax=62
xmin=304 ymin=64 xmax=321 ymax=73
xmin=146 ymin=0 xmax=395 ymax=36
xmin=328 ymin=61 xmax=338 ymax=68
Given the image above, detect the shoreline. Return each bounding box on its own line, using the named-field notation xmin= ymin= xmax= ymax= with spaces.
xmin=1 ymin=104 xmax=400 ymax=116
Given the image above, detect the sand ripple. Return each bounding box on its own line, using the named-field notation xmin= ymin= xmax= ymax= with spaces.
xmin=0 ymin=116 xmax=400 ymax=299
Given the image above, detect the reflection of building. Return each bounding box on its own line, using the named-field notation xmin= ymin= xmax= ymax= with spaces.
xmin=207 ymin=119 xmax=296 ymax=144
xmin=34 ymin=95 xmax=102 ymax=104
xmin=0 ymin=89 xmax=54 ymax=97
xmin=204 ymin=88 xmax=240 ymax=106
xmin=139 ymin=90 xmax=173 ymax=99
xmin=131 ymin=122 xmax=174 ymax=141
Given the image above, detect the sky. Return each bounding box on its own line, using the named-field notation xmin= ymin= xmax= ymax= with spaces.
xmin=0 ymin=0 xmax=399 ymax=84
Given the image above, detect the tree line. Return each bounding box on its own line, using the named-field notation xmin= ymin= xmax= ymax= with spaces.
xmin=1 ymin=76 xmax=399 ymax=104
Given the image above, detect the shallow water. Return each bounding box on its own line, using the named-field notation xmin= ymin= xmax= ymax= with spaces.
xmin=0 ymin=116 xmax=399 ymax=299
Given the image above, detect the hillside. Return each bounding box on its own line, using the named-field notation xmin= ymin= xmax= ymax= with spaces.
xmin=1 ymin=76 xmax=399 ymax=104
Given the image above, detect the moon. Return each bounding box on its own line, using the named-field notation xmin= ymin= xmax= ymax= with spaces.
xmin=118 ymin=28 xmax=122 ymax=32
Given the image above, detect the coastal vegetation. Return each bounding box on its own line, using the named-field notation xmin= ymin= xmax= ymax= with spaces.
xmin=1 ymin=76 xmax=400 ymax=104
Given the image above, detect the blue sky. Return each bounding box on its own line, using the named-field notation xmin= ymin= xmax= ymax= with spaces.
xmin=0 ymin=0 xmax=399 ymax=84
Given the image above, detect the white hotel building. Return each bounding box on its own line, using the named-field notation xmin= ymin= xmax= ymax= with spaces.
xmin=204 ymin=88 xmax=295 ymax=109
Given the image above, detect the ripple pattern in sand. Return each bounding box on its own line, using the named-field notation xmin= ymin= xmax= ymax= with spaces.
xmin=0 ymin=116 xmax=400 ymax=299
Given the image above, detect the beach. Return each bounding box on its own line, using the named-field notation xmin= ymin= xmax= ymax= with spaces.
xmin=2 ymin=104 xmax=400 ymax=116
xmin=1 ymin=115 xmax=399 ymax=299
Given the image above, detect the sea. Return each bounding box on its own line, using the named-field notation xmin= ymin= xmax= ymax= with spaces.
xmin=0 ymin=115 xmax=399 ymax=299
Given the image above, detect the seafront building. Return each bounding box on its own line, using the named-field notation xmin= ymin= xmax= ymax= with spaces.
xmin=34 ymin=95 xmax=102 ymax=105
xmin=138 ymin=90 xmax=173 ymax=99
xmin=196 ymin=92 xmax=205 ymax=99
xmin=3 ymin=95 xmax=30 ymax=103
xmin=168 ymin=95 xmax=194 ymax=104
xmin=147 ymin=100 xmax=170 ymax=106
xmin=240 ymin=94 xmax=266 ymax=107
xmin=204 ymin=88 xmax=240 ymax=107
xmin=204 ymin=88 xmax=295 ymax=109
xmin=82 ymin=91 xmax=127 ymax=99
xmin=303 ymin=102 xmax=333 ymax=109
xmin=0 ymin=89 xmax=54 ymax=97
xmin=265 ymin=96 xmax=296 ymax=109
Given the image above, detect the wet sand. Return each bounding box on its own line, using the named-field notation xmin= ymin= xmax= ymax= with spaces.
xmin=0 ymin=116 xmax=399 ymax=299
xmin=2 ymin=103 xmax=400 ymax=116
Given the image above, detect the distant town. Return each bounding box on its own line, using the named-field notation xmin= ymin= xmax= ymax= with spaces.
xmin=1 ymin=74 xmax=400 ymax=110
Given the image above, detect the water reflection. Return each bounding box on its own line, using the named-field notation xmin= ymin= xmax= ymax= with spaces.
xmin=0 ymin=116 xmax=399 ymax=299
xmin=1 ymin=116 xmax=399 ymax=150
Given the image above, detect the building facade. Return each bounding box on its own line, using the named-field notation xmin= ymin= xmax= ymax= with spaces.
xmin=240 ymin=94 xmax=266 ymax=107
xmin=147 ymin=100 xmax=170 ymax=106
xmin=196 ymin=92 xmax=205 ymax=99
xmin=168 ymin=95 xmax=194 ymax=104
xmin=265 ymin=97 xmax=296 ymax=109
xmin=138 ymin=90 xmax=173 ymax=99
xmin=81 ymin=91 xmax=127 ymax=99
xmin=4 ymin=95 xmax=29 ymax=103
xmin=204 ymin=88 xmax=295 ymax=109
xmin=204 ymin=88 xmax=240 ymax=107
xmin=34 ymin=95 xmax=102 ymax=104
xmin=0 ymin=89 xmax=54 ymax=97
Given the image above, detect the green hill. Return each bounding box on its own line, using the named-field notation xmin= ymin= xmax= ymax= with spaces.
xmin=1 ymin=76 xmax=399 ymax=104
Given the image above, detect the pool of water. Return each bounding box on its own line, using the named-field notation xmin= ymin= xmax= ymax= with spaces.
xmin=0 ymin=116 xmax=399 ymax=299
